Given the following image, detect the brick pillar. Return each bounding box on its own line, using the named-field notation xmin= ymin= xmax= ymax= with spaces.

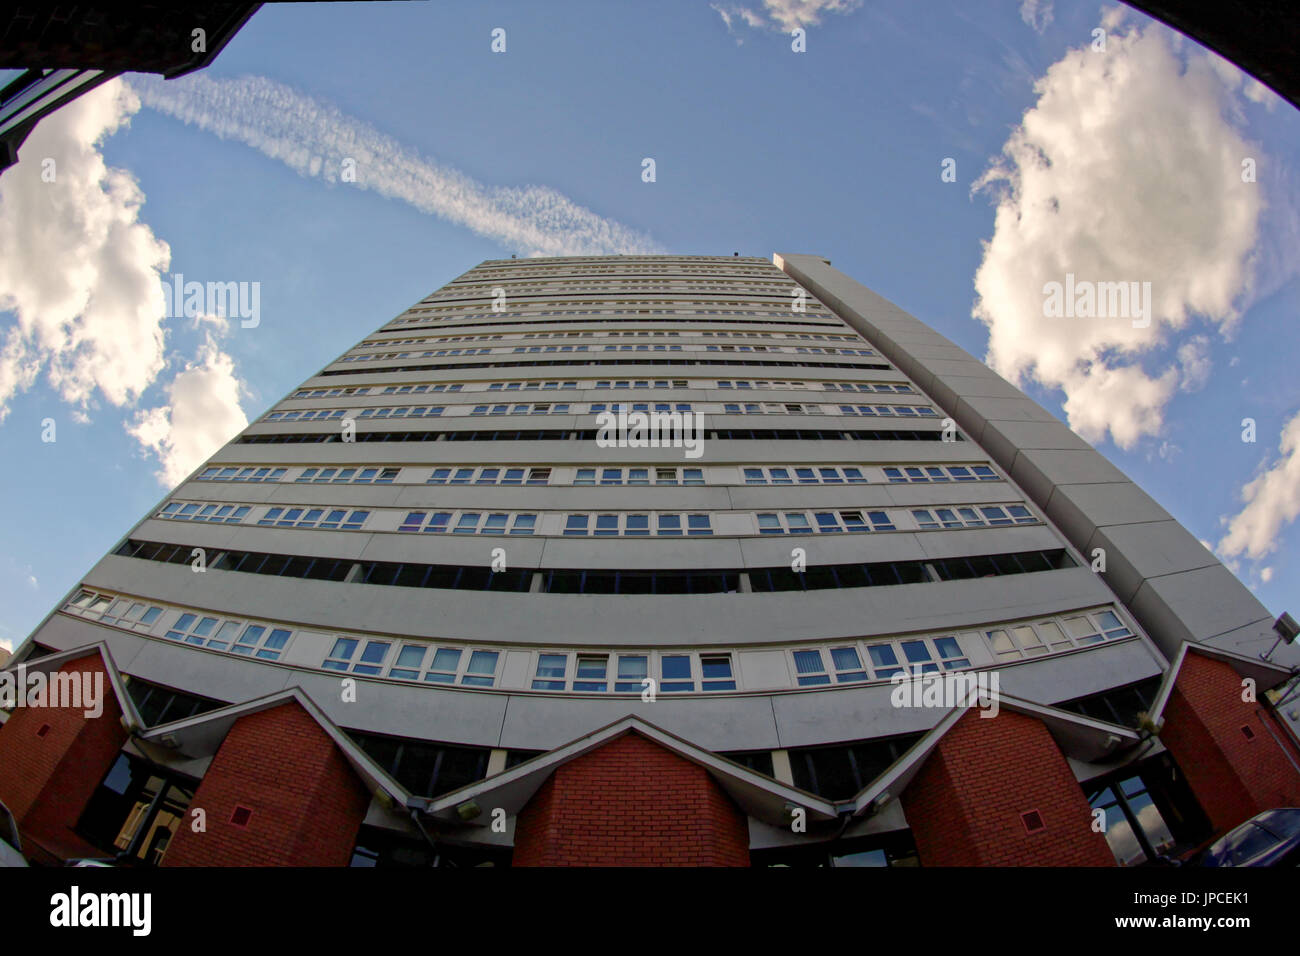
xmin=0 ymin=653 xmax=127 ymax=864
xmin=1159 ymin=652 xmax=1300 ymax=834
xmin=162 ymin=701 xmax=370 ymax=867
xmin=513 ymin=731 xmax=750 ymax=866
xmin=902 ymin=710 xmax=1115 ymax=866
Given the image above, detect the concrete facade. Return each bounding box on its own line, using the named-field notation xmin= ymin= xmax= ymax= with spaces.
xmin=3 ymin=254 xmax=1297 ymax=867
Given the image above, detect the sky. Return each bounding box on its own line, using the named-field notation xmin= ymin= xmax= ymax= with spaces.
xmin=0 ymin=0 xmax=1297 ymax=653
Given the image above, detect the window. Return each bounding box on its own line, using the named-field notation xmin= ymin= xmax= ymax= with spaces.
xmin=462 ymin=651 xmax=499 ymax=687
xmin=700 ymin=655 xmax=735 ymax=691
xmin=660 ymin=655 xmax=694 ymax=692
xmin=900 ymin=640 xmax=939 ymax=674
xmin=933 ymin=636 xmax=970 ymax=669
xmin=615 ymin=655 xmax=648 ymax=692
xmin=1064 ymin=615 xmax=1104 ymax=645
xmin=424 ymin=648 xmax=463 ymax=683
xmin=323 ymin=637 xmax=359 ymax=670
xmin=351 ymin=640 xmax=392 ymax=675
xmin=687 ymin=514 xmax=712 ymax=536
xmin=658 ymin=514 xmax=682 ymax=536
xmin=867 ymin=644 xmax=904 ymax=678
xmin=532 ymin=654 xmax=567 ymax=690
xmin=389 ymin=645 xmax=427 ymax=680
xmin=830 ymin=646 xmax=868 ymax=682
xmin=793 ymin=649 xmax=830 ymax=686
xmin=574 ymin=655 xmax=608 ymax=691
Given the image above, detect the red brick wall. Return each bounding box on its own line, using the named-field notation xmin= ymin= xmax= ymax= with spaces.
xmin=162 ymin=701 xmax=370 ymax=867
xmin=1159 ymin=652 xmax=1300 ymax=834
xmin=902 ymin=710 xmax=1115 ymax=866
xmin=512 ymin=731 xmax=750 ymax=866
xmin=0 ymin=654 xmax=127 ymax=863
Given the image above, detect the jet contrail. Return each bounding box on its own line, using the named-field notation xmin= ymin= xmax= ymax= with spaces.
xmin=128 ymin=73 xmax=662 ymax=257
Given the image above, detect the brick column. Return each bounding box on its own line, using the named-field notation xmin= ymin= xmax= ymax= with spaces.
xmin=513 ymin=731 xmax=750 ymax=866
xmin=902 ymin=710 xmax=1115 ymax=866
xmin=0 ymin=653 xmax=127 ymax=863
xmin=1159 ymin=652 xmax=1300 ymax=833
xmin=162 ymin=701 xmax=370 ymax=867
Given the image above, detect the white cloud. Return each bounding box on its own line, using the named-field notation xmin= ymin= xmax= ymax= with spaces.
xmin=0 ymin=79 xmax=169 ymax=422
xmin=127 ymin=331 xmax=249 ymax=488
xmin=1261 ymin=566 xmax=1274 ymax=583
xmin=1019 ymin=0 xmax=1053 ymax=33
xmin=712 ymin=0 xmax=860 ymax=34
xmin=128 ymin=74 xmax=660 ymax=258
xmin=1177 ymin=335 xmax=1212 ymax=392
xmin=971 ymin=22 xmax=1264 ymax=449
xmin=1217 ymin=409 xmax=1300 ymax=562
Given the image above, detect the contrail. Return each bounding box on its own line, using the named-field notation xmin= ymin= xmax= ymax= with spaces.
xmin=128 ymin=73 xmax=662 ymax=257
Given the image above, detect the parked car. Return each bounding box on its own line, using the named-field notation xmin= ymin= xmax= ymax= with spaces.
xmin=0 ymin=800 xmax=27 ymax=867
xmin=1198 ymin=808 xmax=1300 ymax=867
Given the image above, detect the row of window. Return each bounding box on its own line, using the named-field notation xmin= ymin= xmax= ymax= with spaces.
xmin=263 ymin=408 xmax=347 ymax=422
xmin=793 ymin=636 xmax=970 ymax=685
xmin=317 ymin=357 xmax=892 ymax=380
xmin=63 ymin=590 xmax=292 ymax=660
xmin=428 ymin=278 xmax=801 ymax=294
xmin=193 ymin=462 xmax=999 ymax=487
xmin=115 ymin=537 xmax=1074 ymax=595
xmin=294 ymin=384 xmax=464 ymax=399
xmin=986 ymin=611 xmax=1134 ymax=660
xmin=156 ymin=502 xmax=251 ymax=523
xmin=237 ymin=427 xmax=953 ymax=444
xmin=153 ymin=501 xmax=1038 ymax=538
xmin=265 ymin=401 xmax=938 ymax=423
xmin=560 ymin=513 xmax=713 ymax=536
xmin=291 ymin=378 xmax=913 ymax=398
xmin=530 ymin=651 xmax=733 ymax=692
xmin=364 ymin=330 xmax=859 ymax=348
xmin=388 ymin=312 xmax=840 ymax=329
xmin=343 ymin=343 xmax=873 ymax=361
xmin=65 ymin=588 xmax=1138 ymax=699
xmin=350 ymin=343 xmax=877 ymax=360
xmin=257 ymin=508 xmax=369 ymax=530
xmin=743 ymin=464 xmax=997 ymax=484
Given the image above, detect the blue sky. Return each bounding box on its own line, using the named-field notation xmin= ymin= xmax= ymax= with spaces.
xmin=1 ymin=0 xmax=1297 ymax=651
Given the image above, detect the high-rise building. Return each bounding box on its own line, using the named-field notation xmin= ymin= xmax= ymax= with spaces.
xmin=2 ymin=254 xmax=1298 ymax=868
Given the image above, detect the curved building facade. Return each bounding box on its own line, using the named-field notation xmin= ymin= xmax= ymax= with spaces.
xmin=3 ymin=253 xmax=1298 ymax=867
